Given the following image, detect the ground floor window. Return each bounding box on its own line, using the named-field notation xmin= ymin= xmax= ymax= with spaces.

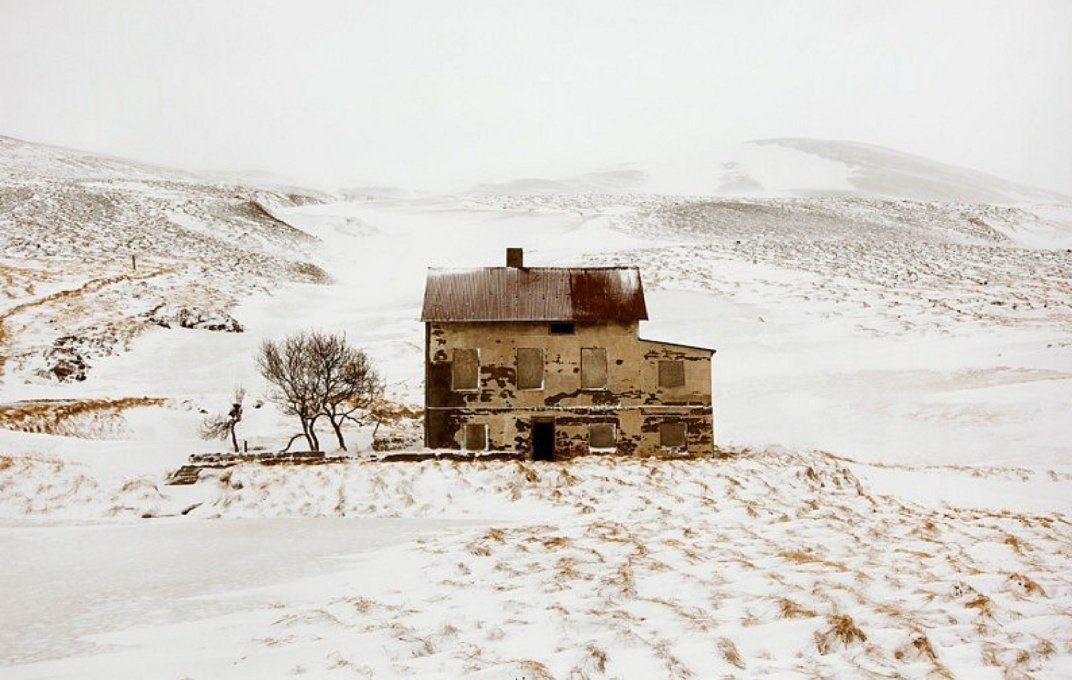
xmin=659 ymin=422 xmax=686 ymax=448
xmin=588 ymin=422 xmax=616 ymax=450
xmin=464 ymin=423 xmax=488 ymax=450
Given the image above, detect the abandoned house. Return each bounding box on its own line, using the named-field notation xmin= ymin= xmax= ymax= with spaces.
xmin=421 ymin=248 xmax=716 ymax=460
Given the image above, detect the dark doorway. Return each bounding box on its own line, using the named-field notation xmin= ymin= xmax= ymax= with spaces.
xmin=532 ymin=420 xmax=555 ymax=461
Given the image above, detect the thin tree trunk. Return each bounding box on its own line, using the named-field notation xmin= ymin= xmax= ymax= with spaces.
xmin=306 ymin=417 xmax=321 ymax=452
xmin=329 ymin=416 xmax=347 ymax=451
xmin=229 ymin=424 xmax=239 ymax=453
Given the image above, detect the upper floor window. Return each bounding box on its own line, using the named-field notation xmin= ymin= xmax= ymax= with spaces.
xmin=452 ymin=348 xmax=479 ymax=391
xmin=516 ymin=347 xmax=544 ymax=390
xmin=549 ymin=322 xmax=575 ymax=335
xmin=658 ymin=360 xmax=685 ymax=388
xmin=581 ymin=347 xmax=608 ymax=389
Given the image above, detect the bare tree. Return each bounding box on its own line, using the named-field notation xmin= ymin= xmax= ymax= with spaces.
xmin=310 ymin=333 xmax=384 ymax=450
xmin=257 ymin=333 xmax=324 ymax=451
xmin=199 ymin=386 xmax=246 ymax=452
xmin=256 ymin=331 xmax=383 ymax=452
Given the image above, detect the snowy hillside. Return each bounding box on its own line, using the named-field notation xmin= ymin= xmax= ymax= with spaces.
xmin=0 ymin=135 xmax=330 ymax=386
xmin=470 ymin=138 xmax=1072 ymax=204
xmin=1 ymin=136 xmax=1071 ymax=678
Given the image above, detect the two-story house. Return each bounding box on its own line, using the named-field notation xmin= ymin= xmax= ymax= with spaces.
xmin=421 ymin=248 xmax=715 ymax=459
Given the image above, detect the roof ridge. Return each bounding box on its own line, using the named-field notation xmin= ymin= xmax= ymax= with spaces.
xmin=421 ymin=265 xmax=648 ymax=322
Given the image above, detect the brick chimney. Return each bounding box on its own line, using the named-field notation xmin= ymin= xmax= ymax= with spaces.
xmin=506 ymin=247 xmax=524 ymax=268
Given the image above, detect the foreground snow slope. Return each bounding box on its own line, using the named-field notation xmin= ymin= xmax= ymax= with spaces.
xmin=5 ymin=452 xmax=1071 ymax=679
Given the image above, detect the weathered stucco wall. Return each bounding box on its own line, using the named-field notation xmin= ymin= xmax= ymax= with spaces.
xmin=425 ymin=321 xmax=714 ymax=458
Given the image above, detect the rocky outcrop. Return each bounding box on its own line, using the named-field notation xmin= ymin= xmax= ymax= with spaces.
xmin=148 ymin=305 xmax=243 ymax=333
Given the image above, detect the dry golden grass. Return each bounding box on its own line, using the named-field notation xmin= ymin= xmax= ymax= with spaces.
xmin=1006 ymin=572 xmax=1046 ymax=597
xmin=0 ymin=397 xmax=166 ymax=436
xmin=966 ymin=593 xmax=995 ymax=618
xmin=1004 ymin=534 xmax=1027 ymax=554
xmin=718 ymin=636 xmax=746 ymax=669
xmin=779 ymin=549 xmax=848 ymax=572
xmin=778 ymin=597 xmax=818 ymax=619
xmin=815 ymin=614 xmax=867 ymax=655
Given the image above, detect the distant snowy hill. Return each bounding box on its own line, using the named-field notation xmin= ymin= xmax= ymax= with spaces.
xmin=469 ymin=138 xmax=1071 ymax=203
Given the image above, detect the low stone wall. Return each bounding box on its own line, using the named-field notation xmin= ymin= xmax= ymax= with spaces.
xmin=167 ymin=451 xmax=331 ymax=485
xmin=376 ymin=451 xmax=526 ymax=463
xmin=188 ymin=451 xmax=329 ymax=466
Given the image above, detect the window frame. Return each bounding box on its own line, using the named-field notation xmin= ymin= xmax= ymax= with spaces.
xmin=587 ymin=422 xmax=617 ymax=451
xmin=464 ymin=422 xmax=489 ymax=451
xmin=516 ymin=347 xmax=545 ymax=391
xmin=659 ymin=421 xmax=687 ymax=449
xmin=580 ymin=346 xmax=609 ymax=391
xmin=658 ymin=359 xmax=686 ymax=388
xmin=451 ymin=348 xmax=480 ymax=392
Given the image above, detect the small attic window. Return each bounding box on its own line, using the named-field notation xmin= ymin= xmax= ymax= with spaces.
xmin=549 ymin=322 xmax=575 ymax=335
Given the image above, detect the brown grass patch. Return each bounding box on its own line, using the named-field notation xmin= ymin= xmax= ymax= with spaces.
xmin=815 ymin=614 xmax=867 ymax=654
xmin=0 ymin=397 xmax=166 ymax=436
xmin=718 ymin=637 xmax=745 ymax=669
xmin=1006 ymin=573 xmax=1046 ymax=597
xmin=780 ymin=549 xmax=847 ymax=571
xmin=778 ymin=597 xmax=817 ymax=619
xmin=965 ymin=593 xmax=995 ymax=618
xmin=1003 ymin=534 xmax=1027 ymax=554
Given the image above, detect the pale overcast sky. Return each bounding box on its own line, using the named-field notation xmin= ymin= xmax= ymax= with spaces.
xmin=1 ymin=0 xmax=1070 ymax=192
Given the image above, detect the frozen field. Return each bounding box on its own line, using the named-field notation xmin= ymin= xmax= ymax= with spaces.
xmin=0 ymin=517 xmax=478 ymax=665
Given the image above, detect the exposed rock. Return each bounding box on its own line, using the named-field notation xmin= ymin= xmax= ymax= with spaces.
xmin=39 ymin=336 xmax=90 ymax=382
xmin=148 ymin=305 xmax=243 ymax=333
xmin=372 ymin=432 xmax=423 ymax=452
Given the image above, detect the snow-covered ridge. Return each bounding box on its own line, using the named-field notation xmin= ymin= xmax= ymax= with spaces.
xmin=467 ymin=138 xmax=1072 ymax=204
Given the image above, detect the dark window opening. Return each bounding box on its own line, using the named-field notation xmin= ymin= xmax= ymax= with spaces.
xmin=452 ymin=348 xmax=479 ymax=391
xmin=658 ymin=360 xmax=686 ymax=388
xmin=588 ymin=423 xmax=616 ymax=449
xmin=660 ymin=422 xmax=686 ymax=448
xmin=548 ymin=322 xmax=575 ymax=335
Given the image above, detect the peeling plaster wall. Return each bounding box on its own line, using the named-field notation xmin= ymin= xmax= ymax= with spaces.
xmin=424 ymin=321 xmax=714 ymax=457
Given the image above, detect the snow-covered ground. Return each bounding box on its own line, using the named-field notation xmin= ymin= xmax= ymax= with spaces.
xmin=2 ymin=136 xmax=1071 ymax=677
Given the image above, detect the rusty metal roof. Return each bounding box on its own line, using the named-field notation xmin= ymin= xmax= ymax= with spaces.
xmin=421 ymin=266 xmax=648 ymax=322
